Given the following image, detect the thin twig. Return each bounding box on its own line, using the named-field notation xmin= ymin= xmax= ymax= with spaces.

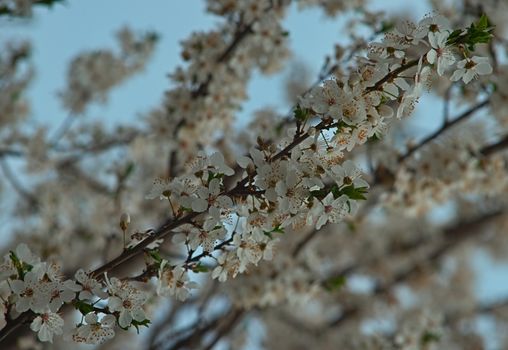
xmin=0 ymin=158 xmax=37 ymax=206
xmin=398 ymin=98 xmax=490 ymax=162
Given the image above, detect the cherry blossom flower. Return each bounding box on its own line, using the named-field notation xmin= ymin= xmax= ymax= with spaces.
xmin=10 ymin=269 xmax=49 ymax=313
xmin=192 ymin=178 xmax=233 ymax=217
xmin=71 ymin=313 xmax=116 ymax=345
xmin=208 ymin=152 xmax=235 ymax=176
xmin=30 ymin=311 xmax=64 ymax=343
xmin=329 ymin=160 xmax=368 ymax=188
xmin=74 ymin=269 xmax=108 ymax=300
xmin=427 ymin=31 xmax=455 ymax=76
xmin=157 ymin=262 xmax=198 ymax=301
xmin=47 ymin=280 xmax=79 ymax=312
xmin=388 ymin=20 xmax=428 ymax=47
xmin=106 ymin=276 xmax=147 ymax=328
xmin=275 ymin=171 xmax=309 ymax=214
xmin=396 ymin=87 xmax=420 ymax=119
xmin=450 ymin=56 xmax=493 ymax=84
xmin=419 ymin=13 xmax=451 ymax=33
xmin=234 ymin=233 xmax=276 ymax=272
xmin=255 ymin=160 xmax=288 ymax=202
xmin=308 ymin=79 xmax=342 ymax=116
xmin=310 ymin=193 xmax=352 ymax=229
xmin=146 ymin=178 xmax=171 ymax=200
xmin=212 ymin=252 xmax=240 ymax=282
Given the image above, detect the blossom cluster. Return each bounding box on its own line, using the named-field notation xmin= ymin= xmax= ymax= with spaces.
xmin=59 ymin=27 xmax=158 ymax=114
xmin=0 ymin=41 xmax=32 ymax=128
xmin=141 ymin=13 xmax=493 ymax=293
xmin=0 ymin=4 xmax=499 ymax=348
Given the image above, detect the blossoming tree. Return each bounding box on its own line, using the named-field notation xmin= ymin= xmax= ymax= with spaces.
xmin=0 ymin=0 xmax=507 ymax=349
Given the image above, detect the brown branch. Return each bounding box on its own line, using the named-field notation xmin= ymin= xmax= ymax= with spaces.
xmin=327 ymin=210 xmax=504 ymax=327
xmin=292 ymin=228 xmax=319 ymax=258
xmin=0 ymin=158 xmax=38 ymax=207
xmin=364 ymin=58 xmax=419 ymax=95
xmin=480 ymin=135 xmax=508 ymax=156
xmin=161 ymin=308 xmax=244 ymax=350
xmin=202 ymin=308 xmax=244 ymax=350
xmin=398 ymin=98 xmax=490 ymax=162
xmin=0 ymin=56 xmax=429 ymax=343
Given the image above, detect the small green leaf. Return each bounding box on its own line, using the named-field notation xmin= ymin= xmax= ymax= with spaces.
xmin=149 ymin=250 xmax=163 ymax=264
xmin=9 ymin=251 xmax=32 ymax=279
xmin=294 ymin=105 xmax=310 ymax=121
xmin=446 ymin=14 xmax=494 ymax=51
xmin=272 ymin=225 xmax=285 ymax=234
xmin=263 ymin=231 xmax=273 ymax=239
xmin=379 ymin=21 xmax=394 ymax=33
xmin=74 ymin=300 xmax=94 ymax=315
xmin=477 ymin=14 xmax=489 ymax=30
xmin=324 ymin=275 xmax=347 ymax=292
xmin=338 ymin=185 xmax=368 ymax=200
xmin=131 ymin=319 xmax=151 ymax=333
xmin=123 ymin=162 xmax=136 ymax=179
xmin=421 ymin=331 xmax=441 ymax=344
xmin=192 ymin=263 xmax=209 ymax=273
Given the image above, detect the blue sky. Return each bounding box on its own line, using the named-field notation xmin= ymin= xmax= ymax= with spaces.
xmin=0 ymin=0 xmax=432 ymax=130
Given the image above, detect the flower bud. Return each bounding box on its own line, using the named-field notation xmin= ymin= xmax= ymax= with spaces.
xmin=120 ymin=213 xmax=130 ymax=232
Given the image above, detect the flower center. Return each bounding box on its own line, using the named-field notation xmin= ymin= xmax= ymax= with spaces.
xmin=123 ymin=300 xmax=132 ymax=309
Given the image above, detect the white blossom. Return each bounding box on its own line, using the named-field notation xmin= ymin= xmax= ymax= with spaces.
xmin=427 ymin=31 xmax=455 ymax=76
xmin=106 ymin=276 xmax=147 ymax=328
xmin=451 ymin=56 xmax=493 ymax=84
xmin=30 ymin=311 xmax=64 ymax=343
xmin=71 ymin=313 xmax=115 ymax=345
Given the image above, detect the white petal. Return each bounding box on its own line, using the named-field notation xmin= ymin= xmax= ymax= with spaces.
xmin=475 ymin=62 xmax=492 ymax=75
xmin=119 ymin=310 xmax=132 ymax=328
xmin=85 ymin=312 xmax=98 ymax=324
xmin=427 ymin=49 xmax=437 ymax=64
xmin=450 ymin=69 xmax=463 ymax=82
xmin=191 ymin=198 xmax=208 ymax=213
xmin=237 ymin=156 xmax=252 ymax=169
xmin=131 ymin=308 xmax=146 ymax=322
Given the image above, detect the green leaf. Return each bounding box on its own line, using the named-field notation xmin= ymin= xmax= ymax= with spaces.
xmin=207 ymin=171 xmax=224 ymax=182
xmin=123 ymin=162 xmax=136 ymax=179
xmin=446 ymin=29 xmax=463 ymax=45
xmin=263 ymin=231 xmax=273 ymax=239
xmin=9 ymin=251 xmax=24 ymax=279
xmin=368 ymin=133 xmax=381 ymax=142
xmin=74 ymin=300 xmax=94 ymax=315
xmin=446 ymin=14 xmax=494 ymax=51
xmin=131 ymin=319 xmax=151 ymax=333
xmin=337 ymin=185 xmax=368 ymax=200
xmin=324 ymin=275 xmax=347 ymax=292
xmin=192 ymin=263 xmax=209 ymax=273
xmin=263 ymin=225 xmax=285 ymax=239
xmin=346 ymin=221 xmax=356 ymax=232
xmin=379 ymin=21 xmax=394 ymax=33
xmin=149 ymin=250 xmax=163 ymax=264
xmin=310 ymin=184 xmax=340 ymax=200
xmin=9 ymin=251 xmax=33 ymax=279
xmin=477 ymin=14 xmax=489 ymax=30
xmin=421 ymin=331 xmax=441 ymax=344
xmin=272 ymin=225 xmax=285 ymax=234
xmin=294 ymin=105 xmax=310 ymax=121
